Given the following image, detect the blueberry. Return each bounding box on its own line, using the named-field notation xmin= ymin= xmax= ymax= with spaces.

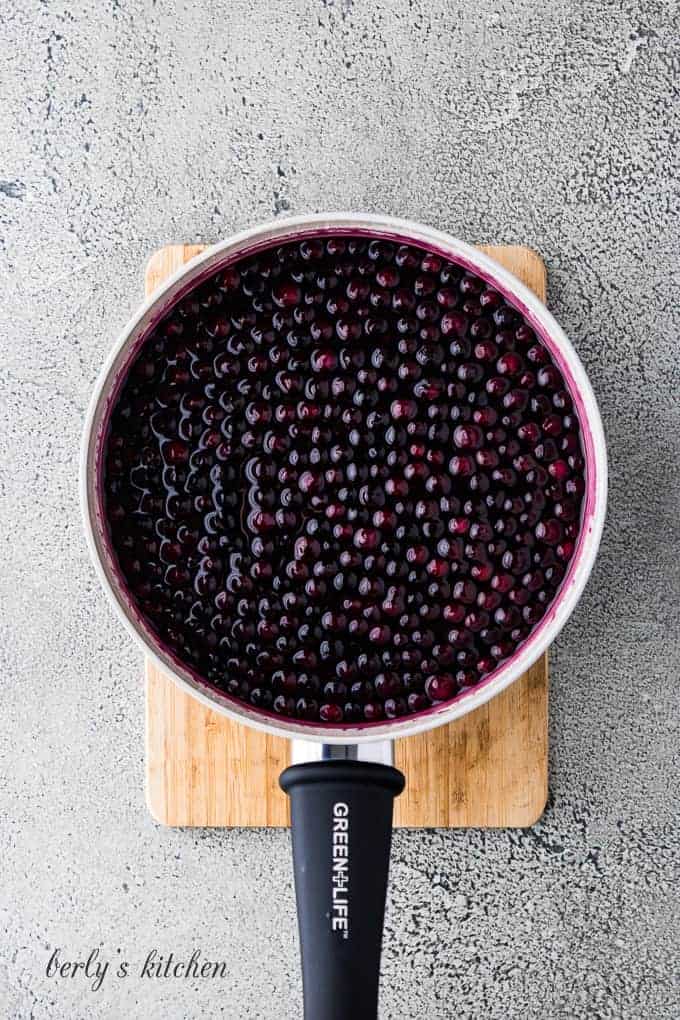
xmin=104 ymin=232 xmax=584 ymax=724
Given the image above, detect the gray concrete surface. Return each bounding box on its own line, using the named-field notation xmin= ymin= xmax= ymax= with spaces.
xmin=1 ymin=1 xmax=679 ymax=1017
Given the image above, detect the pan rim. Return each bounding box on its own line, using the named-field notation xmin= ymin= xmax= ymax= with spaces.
xmin=81 ymin=212 xmax=607 ymax=744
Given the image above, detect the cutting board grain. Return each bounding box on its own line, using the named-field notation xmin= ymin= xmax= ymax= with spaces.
xmin=144 ymin=242 xmax=549 ymax=829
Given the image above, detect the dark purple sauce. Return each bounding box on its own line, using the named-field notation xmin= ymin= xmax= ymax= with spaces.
xmin=103 ymin=235 xmax=584 ymax=724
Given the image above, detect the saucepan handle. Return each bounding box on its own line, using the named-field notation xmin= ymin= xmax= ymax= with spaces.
xmin=280 ymin=759 xmax=405 ymax=1020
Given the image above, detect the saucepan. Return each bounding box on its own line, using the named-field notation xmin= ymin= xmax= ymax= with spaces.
xmin=81 ymin=213 xmax=607 ymax=1019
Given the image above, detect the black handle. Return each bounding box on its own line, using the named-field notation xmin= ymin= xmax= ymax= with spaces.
xmin=280 ymin=759 xmax=405 ymax=1020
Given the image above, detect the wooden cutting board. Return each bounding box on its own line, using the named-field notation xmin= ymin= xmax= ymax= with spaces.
xmin=145 ymin=242 xmax=549 ymax=829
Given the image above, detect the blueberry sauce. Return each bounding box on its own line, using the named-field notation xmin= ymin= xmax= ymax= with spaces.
xmin=103 ymin=235 xmax=585 ymax=724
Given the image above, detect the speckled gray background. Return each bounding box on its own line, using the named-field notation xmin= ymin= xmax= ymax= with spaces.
xmin=1 ymin=1 xmax=679 ymax=1017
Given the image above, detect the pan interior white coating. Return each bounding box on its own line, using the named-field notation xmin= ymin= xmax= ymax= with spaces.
xmin=81 ymin=213 xmax=608 ymax=744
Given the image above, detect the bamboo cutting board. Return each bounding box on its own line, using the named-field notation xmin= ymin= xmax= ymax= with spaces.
xmin=145 ymin=242 xmax=549 ymax=829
